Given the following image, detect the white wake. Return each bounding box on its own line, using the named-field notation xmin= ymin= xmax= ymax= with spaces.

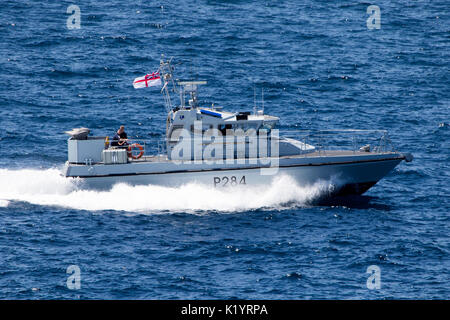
xmin=0 ymin=168 xmax=336 ymax=213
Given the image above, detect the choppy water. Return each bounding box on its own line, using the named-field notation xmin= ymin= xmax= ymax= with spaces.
xmin=0 ymin=0 xmax=449 ymax=299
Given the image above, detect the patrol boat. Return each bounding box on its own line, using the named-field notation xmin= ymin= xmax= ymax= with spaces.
xmin=63 ymin=58 xmax=413 ymax=195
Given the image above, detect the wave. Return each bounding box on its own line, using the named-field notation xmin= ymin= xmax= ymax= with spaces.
xmin=0 ymin=168 xmax=337 ymax=213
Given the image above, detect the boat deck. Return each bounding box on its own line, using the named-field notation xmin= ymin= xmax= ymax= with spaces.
xmin=129 ymin=150 xmax=396 ymax=163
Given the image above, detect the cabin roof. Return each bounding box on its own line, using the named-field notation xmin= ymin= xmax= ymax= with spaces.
xmin=197 ymin=108 xmax=279 ymax=122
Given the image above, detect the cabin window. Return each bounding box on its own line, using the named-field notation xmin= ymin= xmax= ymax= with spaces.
xmin=219 ymin=124 xmax=233 ymax=135
xmin=190 ymin=124 xmax=214 ymax=134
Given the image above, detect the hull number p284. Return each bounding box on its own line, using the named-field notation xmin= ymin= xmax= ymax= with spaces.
xmin=213 ymin=175 xmax=246 ymax=187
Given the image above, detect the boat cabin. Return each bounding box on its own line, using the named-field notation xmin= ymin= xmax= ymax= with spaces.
xmin=164 ymin=80 xmax=282 ymax=160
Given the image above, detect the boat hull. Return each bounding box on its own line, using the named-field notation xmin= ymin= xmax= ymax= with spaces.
xmin=64 ymin=152 xmax=405 ymax=196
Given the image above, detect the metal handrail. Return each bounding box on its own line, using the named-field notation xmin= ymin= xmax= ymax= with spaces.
xmin=107 ymin=129 xmax=396 ymax=162
xmin=107 ymin=137 xmax=167 ymax=159
xmin=280 ymin=129 xmax=395 ymax=154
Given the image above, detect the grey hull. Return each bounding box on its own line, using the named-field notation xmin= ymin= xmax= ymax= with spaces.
xmin=64 ymin=151 xmax=406 ymax=196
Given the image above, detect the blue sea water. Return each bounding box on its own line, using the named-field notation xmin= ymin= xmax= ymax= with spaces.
xmin=0 ymin=0 xmax=449 ymax=299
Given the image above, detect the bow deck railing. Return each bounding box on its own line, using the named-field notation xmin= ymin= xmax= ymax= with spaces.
xmin=282 ymin=129 xmax=396 ymax=155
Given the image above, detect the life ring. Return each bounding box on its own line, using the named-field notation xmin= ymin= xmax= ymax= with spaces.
xmin=127 ymin=143 xmax=144 ymax=159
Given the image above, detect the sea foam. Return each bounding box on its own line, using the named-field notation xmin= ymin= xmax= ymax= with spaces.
xmin=0 ymin=168 xmax=336 ymax=213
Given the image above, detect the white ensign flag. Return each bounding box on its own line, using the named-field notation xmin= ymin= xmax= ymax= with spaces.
xmin=133 ymin=72 xmax=162 ymax=89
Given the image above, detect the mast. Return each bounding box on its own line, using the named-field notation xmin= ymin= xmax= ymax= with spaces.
xmin=159 ymin=56 xmax=178 ymax=113
xmin=159 ymin=56 xmax=207 ymax=112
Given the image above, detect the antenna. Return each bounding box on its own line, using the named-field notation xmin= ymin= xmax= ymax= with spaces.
xmin=253 ymin=86 xmax=257 ymax=115
xmin=261 ymin=87 xmax=264 ymax=115
xmin=177 ymin=81 xmax=207 ymax=109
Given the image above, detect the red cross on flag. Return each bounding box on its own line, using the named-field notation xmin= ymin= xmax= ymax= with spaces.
xmin=133 ymin=72 xmax=162 ymax=89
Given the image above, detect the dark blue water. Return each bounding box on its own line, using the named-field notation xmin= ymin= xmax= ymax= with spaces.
xmin=0 ymin=0 xmax=449 ymax=299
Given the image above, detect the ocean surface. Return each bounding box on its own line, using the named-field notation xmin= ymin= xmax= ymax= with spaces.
xmin=0 ymin=0 xmax=449 ymax=299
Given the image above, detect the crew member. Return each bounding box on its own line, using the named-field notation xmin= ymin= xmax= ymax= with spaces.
xmin=111 ymin=125 xmax=128 ymax=147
